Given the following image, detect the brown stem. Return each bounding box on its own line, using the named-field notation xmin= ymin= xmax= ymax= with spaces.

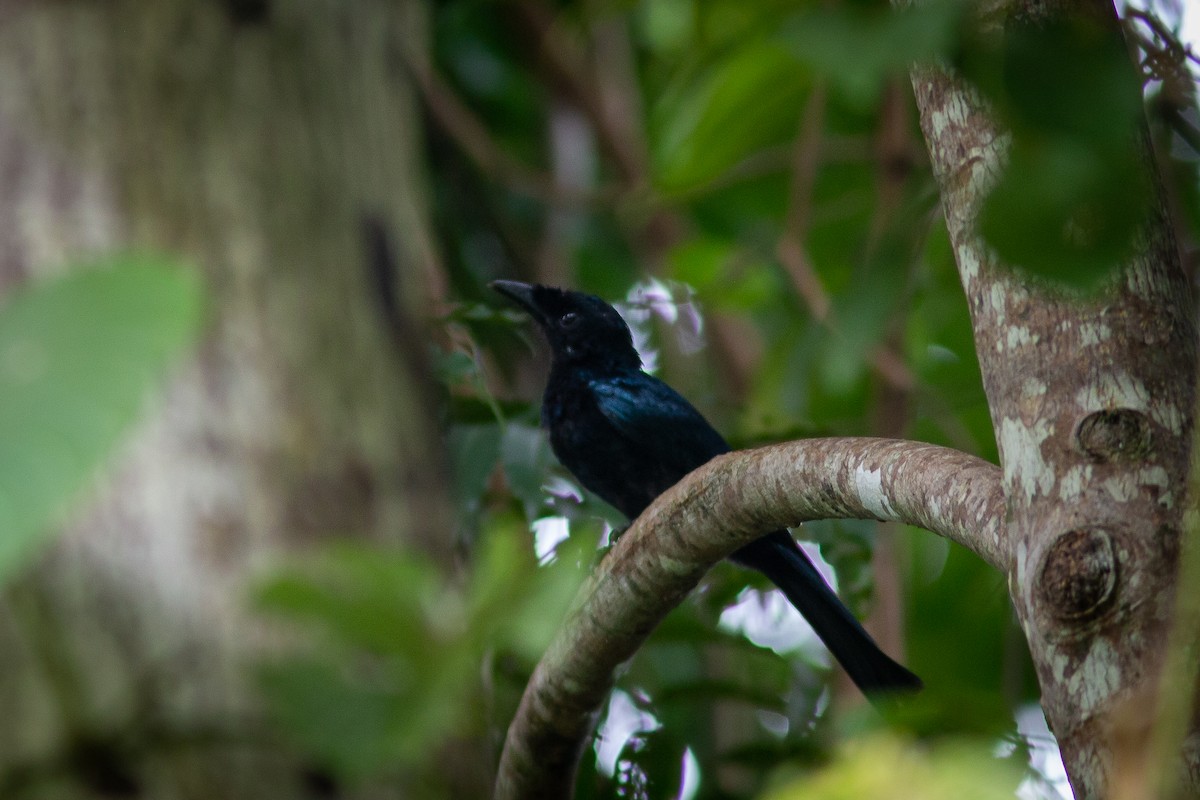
xmin=776 ymin=82 xmax=918 ymax=393
xmin=399 ymin=41 xmax=617 ymax=208
xmin=778 ymin=81 xmax=832 ymax=322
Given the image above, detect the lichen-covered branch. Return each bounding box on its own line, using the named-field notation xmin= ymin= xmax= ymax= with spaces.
xmin=493 ymin=437 xmax=1003 ymax=800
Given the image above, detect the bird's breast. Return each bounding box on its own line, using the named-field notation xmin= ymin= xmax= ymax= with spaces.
xmin=542 ymin=379 xmax=653 ymax=518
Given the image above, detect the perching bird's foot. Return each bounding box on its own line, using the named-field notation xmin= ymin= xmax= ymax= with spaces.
xmin=596 ymin=524 xmax=630 ymax=561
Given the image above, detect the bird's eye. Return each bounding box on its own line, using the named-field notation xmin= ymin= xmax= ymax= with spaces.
xmin=560 ymin=312 xmax=580 ymax=329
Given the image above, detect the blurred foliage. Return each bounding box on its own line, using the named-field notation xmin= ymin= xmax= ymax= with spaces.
xmin=256 ymin=527 xmax=588 ymax=783
xmin=0 ymin=1 xmax=1190 ymax=798
xmin=0 ymin=258 xmax=204 ymax=581
xmin=965 ymin=14 xmax=1154 ymax=287
xmin=758 ymin=734 xmax=1023 ymax=800
xmin=265 ymin=0 xmax=1199 ymax=797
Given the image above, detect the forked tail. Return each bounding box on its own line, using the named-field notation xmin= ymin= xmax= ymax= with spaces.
xmin=735 ymin=533 xmax=922 ymax=696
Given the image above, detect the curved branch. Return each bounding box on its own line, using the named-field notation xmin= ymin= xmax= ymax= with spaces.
xmin=493 ymin=437 xmax=1005 ymax=800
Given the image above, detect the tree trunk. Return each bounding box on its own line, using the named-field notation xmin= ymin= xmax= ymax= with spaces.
xmin=907 ymin=0 xmax=1198 ymax=795
xmin=0 ymin=2 xmax=457 ymax=797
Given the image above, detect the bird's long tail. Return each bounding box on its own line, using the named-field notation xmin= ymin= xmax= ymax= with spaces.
xmin=734 ymin=533 xmax=922 ymax=696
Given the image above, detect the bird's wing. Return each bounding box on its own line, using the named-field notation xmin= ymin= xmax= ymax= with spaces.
xmin=589 ymin=372 xmax=730 ymax=473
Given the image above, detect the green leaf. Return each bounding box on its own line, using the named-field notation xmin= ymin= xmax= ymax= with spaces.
xmin=256 ymin=548 xmax=451 ymax=657
xmin=759 ymin=735 xmax=1022 ymax=800
xmin=783 ymin=2 xmax=965 ymax=106
xmin=979 ymin=137 xmax=1148 ymax=288
xmin=668 ymin=237 xmax=732 ymax=290
xmin=500 ymin=422 xmax=557 ymax=519
xmin=969 ymin=15 xmax=1143 ymax=148
xmin=904 ymin=544 xmax=1026 ymax=736
xmin=804 ymin=519 xmax=876 ymax=616
xmin=966 ymin=14 xmax=1151 ymax=289
xmin=0 ymin=257 xmax=204 ymax=581
xmin=260 ymin=659 xmax=408 ymax=780
xmin=434 ymin=349 xmax=478 ymax=385
xmin=256 ymin=527 xmax=587 ymax=782
xmin=815 ymin=273 xmax=900 ymax=397
xmin=611 ymin=726 xmax=686 ymax=800
xmin=449 ymin=423 xmax=503 ymax=508
xmin=667 ymin=237 xmax=780 ymax=311
xmin=654 ymin=42 xmax=811 ymax=193
xmin=636 ymin=0 xmax=695 ymax=54
xmin=481 ymin=532 xmax=588 ymax=659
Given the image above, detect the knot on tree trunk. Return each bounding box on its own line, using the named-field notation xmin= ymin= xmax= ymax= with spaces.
xmin=1038 ymin=527 xmax=1118 ymax=622
xmin=1075 ymin=409 xmax=1153 ymax=462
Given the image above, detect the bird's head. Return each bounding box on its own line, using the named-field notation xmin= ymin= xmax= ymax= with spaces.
xmin=490 ymin=280 xmax=641 ymax=370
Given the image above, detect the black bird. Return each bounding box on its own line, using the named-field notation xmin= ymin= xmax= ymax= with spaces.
xmin=491 ymin=280 xmax=921 ymax=696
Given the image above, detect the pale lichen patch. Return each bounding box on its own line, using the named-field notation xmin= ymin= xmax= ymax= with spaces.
xmin=1139 ymin=465 xmax=1169 ymax=489
xmin=1068 ymin=638 xmax=1122 ymax=717
xmin=1014 ymin=539 xmax=1029 ymax=595
xmin=1059 ymin=465 xmax=1092 ymax=501
xmin=958 ymin=243 xmax=982 ymax=284
xmin=1091 ymin=463 xmax=1169 ymax=505
xmin=989 ymin=284 xmax=1008 ymax=322
xmin=1149 ymin=401 xmax=1184 ymax=436
xmin=927 ymin=93 xmax=968 ymax=140
xmin=1007 ymin=326 xmax=1037 ymax=349
xmin=1000 ymin=417 xmax=1056 ymax=499
xmin=853 ymin=466 xmax=894 ymax=519
xmin=1075 ymin=373 xmax=1151 ymax=415
xmin=1078 ymin=321 xmax=1112 ymax=347
xmin=1101 ymin=476 xmax=1138 ymax=503
xmin=657 ymin=555 xmax=697 ymax=577
xmin=1022 ymin=377 xmax=1047 ymax=399
xmin=1048 ymin=645 xmax=1069 ymax=684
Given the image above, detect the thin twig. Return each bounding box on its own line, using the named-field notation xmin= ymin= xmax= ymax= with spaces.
xmin=512 ymin=0 xmax=646 ymax=185
xmin=1126 ymin=9 xmax=1193 ymax=64
xmin=398 ymin=44 xmax=618 ymax=208
xmin=779 ymin=80 xmax=832 ymax=321
xmin=776 ymin=84 xmax=918 ymax=392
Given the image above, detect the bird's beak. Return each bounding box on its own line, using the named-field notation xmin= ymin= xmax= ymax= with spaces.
xmin=489 ymin=280 xmax=544 ymax=324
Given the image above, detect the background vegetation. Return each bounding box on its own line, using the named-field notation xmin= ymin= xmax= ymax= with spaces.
xmin=2 ymin=0 xmax=1197 ymax=798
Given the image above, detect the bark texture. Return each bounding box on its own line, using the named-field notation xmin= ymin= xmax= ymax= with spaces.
xmin=493 ymin=438 xmax=1004 ymax=800
xmin=0 ymin=2 xmax=456 ymax=797
xmin=908 ymin=0 xmax=1198 ymax=795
